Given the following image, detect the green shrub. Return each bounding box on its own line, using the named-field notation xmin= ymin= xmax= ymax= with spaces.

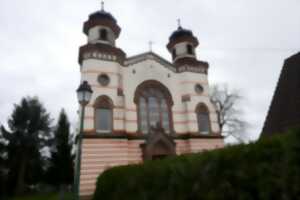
xmin=93 ymin=129 xmax=300 ymax=200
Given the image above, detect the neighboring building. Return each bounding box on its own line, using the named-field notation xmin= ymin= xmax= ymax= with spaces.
xmin=262 ymin=52 xmax=300 ymax=137
xmin=78 ymin=6 xmax=224 ymax=199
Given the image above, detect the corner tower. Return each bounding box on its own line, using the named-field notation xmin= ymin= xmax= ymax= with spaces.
xmin=167 ymin=22 xmax=208 ymax=74
xmin=166 ymin=22 xmax=219 ymax=135
xmin=78 ymin=5 xmax=128 ymax=198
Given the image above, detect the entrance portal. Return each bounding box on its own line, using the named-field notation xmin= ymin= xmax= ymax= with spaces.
xmin=140 ymin=123 xmax=176 ymax=161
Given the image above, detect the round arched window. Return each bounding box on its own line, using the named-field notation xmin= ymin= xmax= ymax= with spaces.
xmin=94 ymin=96 xmax=113 ymax=133
xmin=196 ymin=104 xmax=210 ymax=134
xmin=135 ymin=81 xmax=173 ymax=134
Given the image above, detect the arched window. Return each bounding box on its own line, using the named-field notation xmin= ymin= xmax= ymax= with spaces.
xmin=196 ymin=104 xmax=210 ymax=134
xmin=99 ymin=29 xmax=108 ymax=41
xmin=94 ymin=96 xmax=113 ymax=133
xmin=187 ymin=44 xmax=194 ymax=55
xmin=135 ymin=81 xmax=173 ymax=134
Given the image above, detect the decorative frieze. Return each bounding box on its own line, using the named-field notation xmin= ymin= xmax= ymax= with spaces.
xmin=177 ymin=65 xmax=208 ymax=74
xmin=83 ymin=51 xmax=117 ymax=62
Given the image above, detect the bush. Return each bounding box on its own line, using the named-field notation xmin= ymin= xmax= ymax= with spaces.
xmin=93 ymin=129 xmax=300 ymax=200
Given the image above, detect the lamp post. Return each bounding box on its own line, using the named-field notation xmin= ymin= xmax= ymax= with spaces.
xmin=74 ymin=81 xmax=93 ymax=200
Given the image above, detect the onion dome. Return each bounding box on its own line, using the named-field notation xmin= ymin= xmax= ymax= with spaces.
xmin=89 ymin=10 xmax=117 ymax=23
xmin=169 ymin=26 xmax=193 ymax=41
xmin=167 ymin=26 xmax=199 ymax=51
xmin=83 ymin=9 xmax=121 ymax=38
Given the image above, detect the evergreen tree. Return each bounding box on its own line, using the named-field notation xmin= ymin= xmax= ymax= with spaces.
xmin=0 ymin=97 xmax=52 ymax=195
xmin=0 ymin=140 xmax=6 ymax=198
xmin=47 ymin=109 xmax=74 ymax=196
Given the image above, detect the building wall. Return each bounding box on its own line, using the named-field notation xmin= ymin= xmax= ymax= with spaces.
xmin=80 ymin=139 xmax=131 ymax=197
xmin=80 ymin=138 xmax=224 ymax=198
xmin=79 ymin=52 xmax=223 ymax=199
xmin=81 ymin=59 xmax=124 ymax=132
xmin=80 ymin=56 xmax=220 ymax=134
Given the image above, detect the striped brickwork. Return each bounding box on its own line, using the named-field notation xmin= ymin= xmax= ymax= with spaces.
xmin=79 ymin=138 xmax=224 ymax=198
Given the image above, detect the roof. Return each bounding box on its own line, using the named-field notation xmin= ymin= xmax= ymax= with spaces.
xmin=169 ymin=26 xmax=193 ymax=41
xmin=261 ymin=51 xmax=300 ymax=137
xmin=88 ymin=10 xmax=117 ymax=23
xmin=83 ymin=9 xmax=121 ymax=37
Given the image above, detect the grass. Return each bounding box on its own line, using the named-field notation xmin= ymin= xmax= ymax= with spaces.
xmin=11 ymin=192 xmax=73 ymax=200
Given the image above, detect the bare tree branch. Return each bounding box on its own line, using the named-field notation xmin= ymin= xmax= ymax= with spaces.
xmin=210 ymin=84 xmax=248 ymax=143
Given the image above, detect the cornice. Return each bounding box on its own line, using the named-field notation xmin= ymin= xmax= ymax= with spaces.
xmin=83 ymin=131 xmax=224 ymax=140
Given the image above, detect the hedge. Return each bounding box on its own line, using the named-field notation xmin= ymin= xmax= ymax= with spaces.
xmin=93 ymin=129 xmax=300 ymax=200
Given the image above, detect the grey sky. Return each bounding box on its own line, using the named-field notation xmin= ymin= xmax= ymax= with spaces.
xmin=1 ymin=0 xmax=299 ymax=141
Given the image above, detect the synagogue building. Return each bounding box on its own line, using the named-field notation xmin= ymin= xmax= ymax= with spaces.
xmin=77 ymin=5 xmax=224 ymax=199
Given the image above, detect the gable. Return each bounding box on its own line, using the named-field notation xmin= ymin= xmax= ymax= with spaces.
xmin=125 ymin=52 xmax=176 ymax=73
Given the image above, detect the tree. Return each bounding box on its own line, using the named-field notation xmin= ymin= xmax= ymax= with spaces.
xmin=0 ymin=139 xmax=7 ymax=198
xmin=47 ymin=109 xmax=74 ymax=198
xmin=0 ymin=97 xmax=52 ymax=195
xmin=210 ymin=84 xmax=248 ymax=143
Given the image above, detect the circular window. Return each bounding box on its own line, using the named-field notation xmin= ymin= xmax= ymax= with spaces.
xmin=98 ymin=74 xmax=110 ymax=86
xmin=195 ymin=84 xmax=204 ymax=94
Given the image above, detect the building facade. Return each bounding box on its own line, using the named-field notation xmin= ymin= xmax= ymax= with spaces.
xmin=78 ymin=6 xmax=224 ymax=199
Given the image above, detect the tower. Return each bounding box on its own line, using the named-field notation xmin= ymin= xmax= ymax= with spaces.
xmin=77 ymin=5 xmax=128 ymax=198
xmin=166 ymin=22 xmax=215 ymax=134
xmin=78 ymin=3 xmax=126 ymax=134
xmin=167 ymin=20 xmax=198 ymax=62
xmin=166 ymin=22 xmax=208 ymax=74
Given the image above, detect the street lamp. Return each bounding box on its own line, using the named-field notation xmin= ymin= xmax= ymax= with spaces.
xmin=74 ymin=81 xmax=93 ymax=200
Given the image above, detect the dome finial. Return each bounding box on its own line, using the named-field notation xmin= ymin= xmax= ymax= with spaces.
xmin=177 ymin=18 xmax=182 ymax=29
xmin=101 ymin=0 xmax=105 ymax=11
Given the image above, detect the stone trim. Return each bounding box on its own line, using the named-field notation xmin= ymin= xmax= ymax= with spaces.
xmin=175 ymin=57 xmax=208 ymax=67
xmin=82 ymin=70 xmax=122 ymax=77
xmin=83 ymin=132 xmax=223 ymax=140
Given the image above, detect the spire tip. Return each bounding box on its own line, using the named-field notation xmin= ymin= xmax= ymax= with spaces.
xmin=101 ymin=0 xmax=104 ymax=11
xmin=177 ymin=18 xmax=182 ymax=28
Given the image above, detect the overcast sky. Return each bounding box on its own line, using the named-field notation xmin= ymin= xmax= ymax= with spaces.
xmin=1 ymin=0 xmax=299 ymax=141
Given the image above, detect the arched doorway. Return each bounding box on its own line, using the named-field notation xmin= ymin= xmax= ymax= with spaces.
xmin=140 ymin=124 xmax=176 ymax=160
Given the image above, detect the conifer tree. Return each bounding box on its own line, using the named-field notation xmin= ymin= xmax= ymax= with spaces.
xmin=0 ymin=141 xmax=6 ymax=198
xmin=0 ymin=97 xmax=52 ymax=195
xmin=48 ymin=109 xmax=74 ymax=196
